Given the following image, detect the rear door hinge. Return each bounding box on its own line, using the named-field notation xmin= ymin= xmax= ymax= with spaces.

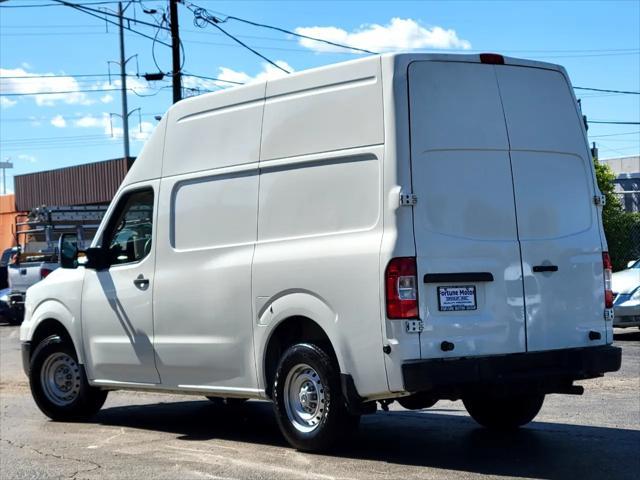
xmin=400 ymin=192 xmax=418 ymax=206
xmin=593 ymin=195 xmax=606 ymax=206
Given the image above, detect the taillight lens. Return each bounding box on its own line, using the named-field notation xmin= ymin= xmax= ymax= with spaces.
xmin=602 ymin=252 xmax=614 ymax=308
xmin=385 ymin=257 xmax=418 ymax=319
xmin=40 ymin=268 xmax=52 ymax=279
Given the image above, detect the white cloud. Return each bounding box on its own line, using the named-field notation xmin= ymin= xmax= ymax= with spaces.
xmin=295 ymin=18 xmax=471 ymax=53
xmin=50 ymin=114 xmax=66 ymax=128
xmin=131 ymin=121 xmax=155 ymax=141
xmin=185 ymin=60 xmax=295 ymax=92
xmin=0 ymin=97 xmax=17 ymax=108
xmin=0 ymin=67 xmax=94 ymax=106
xmin=74 ymin=114 xmax=105 ymax=128
xmin=17 ymin=154 xmax=37 ymax=164
xmin=100 ymin=94 xmax=114 ymax=104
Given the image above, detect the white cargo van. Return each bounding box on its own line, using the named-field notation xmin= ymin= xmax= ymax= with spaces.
xmin=20 ymin=53 xmax=621 ymax=451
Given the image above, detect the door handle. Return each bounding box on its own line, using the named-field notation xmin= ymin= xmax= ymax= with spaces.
xmin=133 ymin=275 xmax=150 ymax=289
xmin=532 ymin=265 xmax=558 ymax=273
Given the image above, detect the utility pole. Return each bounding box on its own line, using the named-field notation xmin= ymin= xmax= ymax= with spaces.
xmin=0 ymin=159 xmax=13 ymax=195
xmin=118 ymin=1 xmax=130 ymax=159
xmin=169 ymin=0 xmax=182 ymax=103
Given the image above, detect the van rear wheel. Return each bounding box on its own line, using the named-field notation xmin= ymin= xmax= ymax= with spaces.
xmin=29 ymin=335 xmax=107 ymax=421
xmin=463 ymin=393 xmax=544 ymax=430
xmin=273 ymin=343 xmax=359 ymax=451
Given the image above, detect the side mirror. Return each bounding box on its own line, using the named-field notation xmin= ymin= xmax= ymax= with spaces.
xmin=84 ymin=247 xmax=111 ymax=271
xmin=628 ymin=260 xmax=638 ymax=269
xmin=58 ymin=234 xmax=78 ymax=269
xmin=11 ymin=247 xmax=20 ymax=267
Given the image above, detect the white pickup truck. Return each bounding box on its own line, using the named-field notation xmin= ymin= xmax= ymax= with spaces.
xmin=7 ymin=251 xmax=58 ymax=322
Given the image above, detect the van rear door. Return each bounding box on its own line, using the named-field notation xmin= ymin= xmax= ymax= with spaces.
xmin=495 ymin=65 xmax=606 ymax=350
xmin=408 ymin=61 xmax=527 ymax=359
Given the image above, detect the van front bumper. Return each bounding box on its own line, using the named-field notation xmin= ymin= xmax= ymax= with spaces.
xmin=402 ymin=346 xmax=622 ymax=395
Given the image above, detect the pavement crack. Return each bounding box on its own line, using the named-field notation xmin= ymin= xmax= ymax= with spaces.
xmin=1 ymin=437 xmax=102 ymax=479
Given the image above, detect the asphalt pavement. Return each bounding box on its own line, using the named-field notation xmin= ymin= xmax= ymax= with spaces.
xmin=1 ymin=322 xmax=638 ymax=480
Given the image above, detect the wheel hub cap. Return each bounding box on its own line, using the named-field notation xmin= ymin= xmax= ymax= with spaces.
xmin=283 ymin=363 xmax=327 ymax=433
xmin=40 ymin=352 xmax=81 ymax=406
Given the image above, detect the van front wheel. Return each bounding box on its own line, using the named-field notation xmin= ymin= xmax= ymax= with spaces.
xmin=29 ymin=335 xmax=107 ymax=421
xmin=463 ymin=393 xmax=545 ymax=430
xmin=273 ymin=343 xmax=359 ymax=451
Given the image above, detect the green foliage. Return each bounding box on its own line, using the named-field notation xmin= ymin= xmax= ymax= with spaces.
xmin=594 ymin=160 xmax=639 ymax=271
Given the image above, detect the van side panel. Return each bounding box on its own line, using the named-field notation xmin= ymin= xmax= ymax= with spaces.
xmin=162 ymin=82 xmax=266 ymax=177
xmin=152 ymin=88 xmax=264 ymax=393
xmin=260 ymin=57 xmax=384 ymax=161
xmin=254 ymin=58 xmax=388 ymax=399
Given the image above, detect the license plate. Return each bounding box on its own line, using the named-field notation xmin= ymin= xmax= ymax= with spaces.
xmin=437 ymin=286 xmax=477 ymax=311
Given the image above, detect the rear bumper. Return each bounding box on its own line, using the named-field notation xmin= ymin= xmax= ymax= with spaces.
xmin=402 ymin=346 xmax=622 ymax=394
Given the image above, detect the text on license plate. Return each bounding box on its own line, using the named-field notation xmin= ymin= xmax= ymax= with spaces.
xmin=437 ymin=286 xmax=477 ymax=311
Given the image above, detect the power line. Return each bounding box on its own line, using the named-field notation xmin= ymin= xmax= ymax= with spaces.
xmin=0 ymin=113 xmax=163 ymax=123
xmin=575 ymin=86 xmax=639 ymax=95
xmin=186 ymin=3 xmax=289 ymax=74
xmin=590 ymin=131 xmax=640 ymax=138
xmin=182 ymin=72 xmax=244 ymax=85
xmin=589 ymin=121 xmax=640 ymax=125
xmin=0 ymin=87 xmax=120 ymax=96
xmin=183 ymin=0 xmax=376 ymax=56
xmin=0 ymin=86 xmax=167 ymax=96
xmin=0 ymin=1 xmax=125 ymax=7
xmin=1 ymin=73 xmax=121 ymax=79
xmin=50 ymin=0 xmax=171 ymax=47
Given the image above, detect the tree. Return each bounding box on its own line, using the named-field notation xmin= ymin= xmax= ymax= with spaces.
xmin=594 ymin=159 xmax=640 ymax=271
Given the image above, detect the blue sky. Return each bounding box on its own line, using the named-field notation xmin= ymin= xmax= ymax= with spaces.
xmin=1 ymin=0 xmax=639 ymax=192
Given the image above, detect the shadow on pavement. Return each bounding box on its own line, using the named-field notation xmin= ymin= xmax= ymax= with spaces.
xmin=614 ymin=330 xmax=640 ymax=341
xmin=95 ymin=399 xmax=640 ymax=479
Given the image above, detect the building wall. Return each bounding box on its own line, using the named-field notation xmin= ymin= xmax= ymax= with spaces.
xmin=14 ymin=157 xmax=130 ymax=211
xmin=0 ymin=195 xmax=23 ymax=252
xmin=601 ymin=155 xmax=639 ymax=213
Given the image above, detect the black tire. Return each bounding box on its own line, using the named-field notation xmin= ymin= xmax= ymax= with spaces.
xmin=463 ymin=393 xmax=545 ymax=430
xmin=29 ymin=335 xmax=107 ymax=421
xmin=273 ymin=343 xmax=359 ymax=451
xmin=205 ymin=397 xmax=248 ymax=407
xmin=6 ymin=309 xmax=23 ymax=326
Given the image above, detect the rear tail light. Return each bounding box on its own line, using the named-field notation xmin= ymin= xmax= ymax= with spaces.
xmin=40 ymin=267 xmax=53 ymax=279
xmin=480 ymin=53 xmax=505 ymax=64
xmin=385 ymin=257 xmax=418 ymax=319
xmin=602 ymin=252 xmax=614 ymax=308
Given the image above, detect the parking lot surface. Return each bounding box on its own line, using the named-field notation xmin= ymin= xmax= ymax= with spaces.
xmin=1 ymin=323 xmax=638 ymax=480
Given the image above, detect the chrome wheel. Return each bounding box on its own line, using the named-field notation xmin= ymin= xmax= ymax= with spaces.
xmin=283 ymin=363 xmax=326 ymax=433
xmin=40 ymin=352 xmax=81 ymax=407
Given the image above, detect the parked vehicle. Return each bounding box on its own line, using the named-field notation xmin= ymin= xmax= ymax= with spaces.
xmin=7 ymin=206 xmax=105 ymax=323
xmin=612 ymin=259 xmax=640 ymax=329
xmin=0 ymin=247 xmax=16 ymax=290
xmin=0 ymin=288 xmax=14 ymax=323
xmin=20 ymin=53 xmax=621 ymax=452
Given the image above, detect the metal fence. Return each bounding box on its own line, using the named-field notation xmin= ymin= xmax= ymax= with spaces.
xmin=615 ymin=191 xmax=639 ymax=213
xmin=627 ymin=220 xmax=640 ymax=262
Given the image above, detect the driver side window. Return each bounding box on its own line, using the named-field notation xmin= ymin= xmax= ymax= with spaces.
xmin=103 ymin=189 xmax=154 ymax=266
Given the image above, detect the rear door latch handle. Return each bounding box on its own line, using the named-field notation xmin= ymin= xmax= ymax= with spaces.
xmin=532 ymin=265 xmax=559 ymax=273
